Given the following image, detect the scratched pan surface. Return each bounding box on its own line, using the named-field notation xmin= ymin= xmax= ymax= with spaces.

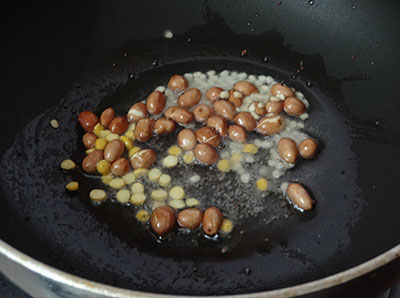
xmin=0 ymin=0 xmax=399 ymax=296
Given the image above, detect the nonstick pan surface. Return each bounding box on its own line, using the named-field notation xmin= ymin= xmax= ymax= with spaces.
xmin=0 ymin=0 xmax=399 ymax=296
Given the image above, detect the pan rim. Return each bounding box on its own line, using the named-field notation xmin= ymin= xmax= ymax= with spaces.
xmin=0 ymin=239 xmax=398 ymax=297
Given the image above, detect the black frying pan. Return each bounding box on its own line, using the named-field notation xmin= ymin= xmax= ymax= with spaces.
xmin=0 ymin=0 xmax=399 ymax=296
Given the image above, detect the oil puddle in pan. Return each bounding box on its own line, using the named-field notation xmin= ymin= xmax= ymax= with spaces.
xmin=0 ymin=20 xmax=366 ymax=295
xmin=0 ymin=53 xmax=361 ymax=261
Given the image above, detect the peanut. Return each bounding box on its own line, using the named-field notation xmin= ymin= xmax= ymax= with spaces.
xmin=151 ymin=206 xmax=175 ymax=236
xmin=233 ymin=81 xmax=259 ymax=96
xmin=154 ymin=118 xmax=175 ymax=135
xmin=82 ymin=150 xmax=104 ymax=174
xmin=205 ymin=87 xmax=224 ymax=102
xmin=100 ymin=107 xmax=115 ymax=128
xmin=78 ymin=111 xmax=98 ymax=132
xmin=111 ymin=157 xmax=131 ymax=176
xmin=168 ymin=75 xmax=188 ymax=92
xmin=206 ymin=115 xmax=228 ymax=137
xmin=284 ymin=97 xmax=306 ymax=116
xmin=299 ymin=138 xmax=317 ymax=159
xmin=196 ymin=127 xmax=220 ymax=147
xmin=127 ymin=103 xmax=147 ymax=123
xmin=266 ymin=101 xmax=284 ymax=114
xmin=250 ymin=101 xmax=267 ymax=116
xmin=109 ymin=116 xmax=129 ymax=134
xmin=194 ymin=143 xmax=218 ymax=165
xmin=177 ymin=208 xmax=203 ymax=229
xmin=234 ymin=112 xmax=256 ymax=132
xmin=202 ymin=207 xmax=223 ymax=236
xmin=178 ymin=88 xmax=201 ymax=108
xmin=104 ymin=139 xmax=125 ymax=163
xmin=213 ymin=100 xmax=237 ymax=121
xmin=228 ymin=125 xmax=247 ymax=143
xmin=130 ymin=149 xmax=157 ymax=169
xmin=82 ymin=132 xmax=97 ymax=149
xmin=164 ymin=106 xmax=193 ymax=124
xmin=135 ymin=118 xmax=155 ymax=142
xmin=256 ymin=115 xmax=285 ymax=135
xmin=146 ymin=91 xmax=166 ymax=115
xmin=177 ymin=129 xmax=197 ymax=151
xmin=270 ymin=83 xmax=294 ymax=98
xmin=228 ymin=89 xmax=243 ymax=107
xmin=193 ymin=104 xmax=213 ymax=123
xmin=286 ymin=183 xmax=314 ymax=211
xmin=278 ymin=138 xmax=299 ymax=163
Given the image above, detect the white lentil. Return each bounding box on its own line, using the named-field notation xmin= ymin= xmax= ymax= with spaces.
xmin=163 ymin=30 xmax=173 ymax=39
xmin=50 ymin=119 xmax=59 ymax=129
xmin=189 ymin=174 xmax=200 ymax=184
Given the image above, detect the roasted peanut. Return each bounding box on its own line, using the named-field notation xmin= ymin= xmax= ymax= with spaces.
xmin=78 ymin=111 xmax=98 ymax=132
xmin=127 ymin=103 xmax=147 ymax=123
xmin=234 ymin=112 xmax=256 ymax=132
xmin=270 ymin=83 xmax=294 ymax=98
xmin=109 ymin=116 xmax=129 ymax=134
xmin=153 ymin=117 xmax=175 ymax=135
xmin=178 ymin=88 xmax=201 ymax=108
xmin=100 ymin=107 xmax=115 ymax=128
xmin=205 ymin=87 xmax=224 ymax=102
xmin=194 ymin=143 xmax=218 ymax=165
xmin=196 ymin=127 xmax=220 ymax=147
xmin=228 ymin=125 xmax=247 ymax=143
xmin=250 ymin=101 xmax=267 ymax=116
xmin=284 ymin=97 xmax=305 ymax=116
xmin=266 ymin=101 xmax=284 ymax=114
xmin=104 ymin=139 xmax=125 ymax=163
xmin=151 ymin=206 xmax=176 ymax=236
xmin=286 ymin=183 xmax=314 ymax=211
xmin=130 ymin=149 xmax=157 ymax=169
xmin=299 ymin=138 xmax=317 ymax=159
xmin=256 ymin=115 xmax=285 ymax=135
xmin=177 ymin=208 xmax=203 ymax=229
xmin=135 ymin=118 xmax=155 ymax=142
xmin=177 ymin=128 xmax=197 ymax=151
xmin=82 ymin=132 xmax=97 ymax=149
xmin=82 ymin=150 xmax=104 ymax=174
xmin=164 ymin=106 xmax=193 ymax=124
xmin=228 ymin=89 xmax=243 ymax=107
xmin=202 ymin=207 xmax=223 ymax=236
xmin=213 ymin=100 xmax=237 ymax=120
xmin=206 ymin=115 xmax=228 ymax=137
xmin=168 ymin=75 xmax=188 ymax=92
xmin=111 ymin=157 xmax=131 ymax=176
xmin=193 ymin=104 xmax=213 ymax=123
xmin=233 ymin=81 xmax=259 ymax=96
xmin=146 ymin=91 xmax=166 ymax=115
xmin=278 ymin=138 xmax=299 ymax=163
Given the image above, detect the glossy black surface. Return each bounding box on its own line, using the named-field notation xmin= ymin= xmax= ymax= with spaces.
xmin=0 ymin=0 xmax=399 ymax=296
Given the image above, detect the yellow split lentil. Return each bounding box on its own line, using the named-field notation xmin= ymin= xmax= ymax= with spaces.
xmin=101 ymin=174 xmax=113 ymax=185
xmin=183 ymin=152 xmax=194 ymax=164
xmin=65 ymin=181 xmax=79 ymax=191
xmin=168 ymin=146 xmax=182 ymax=156
xmin=120 ymin=136 xmax=134 ymax=150
xmin=243 ymin=144 xmax=258 ymax=154
xmin=256 ymin=178 xmax=268 ymax=191
xmin=96 ymin=160 xmax=111 ymax=175
xmin=217 ymin=159 xmax=231 ymax=172
xmin=220 ymin=219 xmax=234 ymax=233
xmin=60 ymin=159 xmax=76 ymax=170
xmin=93 ymin=123 xmax=104 ymax=137
xmin=136 ymin=210 xmax=150 ymax=222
